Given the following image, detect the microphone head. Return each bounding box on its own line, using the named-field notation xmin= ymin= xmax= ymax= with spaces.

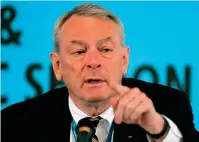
xmin=76 ymin=117 xmax=95 ymax=142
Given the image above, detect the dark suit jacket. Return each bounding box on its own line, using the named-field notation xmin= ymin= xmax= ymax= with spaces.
xmin=2 ymin=78 xmax=199 ymax=142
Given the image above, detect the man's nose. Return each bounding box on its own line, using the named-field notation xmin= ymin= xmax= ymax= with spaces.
xmin=87 ymin=64 xmax=101 ymax=69
xmin=86 ymin=51 xmax=101 ymax=69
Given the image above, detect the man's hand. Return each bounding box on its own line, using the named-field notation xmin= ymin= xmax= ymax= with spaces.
xmin=110 ymin=84 xmax=166 ymax=137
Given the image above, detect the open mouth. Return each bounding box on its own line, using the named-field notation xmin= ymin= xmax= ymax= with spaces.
xmin=85 ymin=79 xmax=104 ymax=84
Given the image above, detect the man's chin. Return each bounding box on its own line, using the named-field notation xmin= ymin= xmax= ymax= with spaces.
xmin=80 ymin=95 xmax=110 ymax=103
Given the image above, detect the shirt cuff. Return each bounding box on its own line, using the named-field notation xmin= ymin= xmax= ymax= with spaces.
xmin=146 ymin=115 xmax=183 ymax=142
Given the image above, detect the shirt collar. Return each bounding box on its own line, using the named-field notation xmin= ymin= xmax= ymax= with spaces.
xmin=69 ymin=95 xmax=114 ymax=129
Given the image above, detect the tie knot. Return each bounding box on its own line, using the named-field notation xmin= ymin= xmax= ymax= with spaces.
xmin=88 ymin=116 xmax=102 ymax=129
xmin=76 ymin=116 xmax=109 ymax=142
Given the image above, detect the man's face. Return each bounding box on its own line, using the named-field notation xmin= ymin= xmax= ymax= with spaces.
xmin=51 ymin=15 xmax=129 ymax=102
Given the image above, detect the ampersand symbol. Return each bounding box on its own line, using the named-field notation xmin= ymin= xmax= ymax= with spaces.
xmin=1 ymin=6 xmax=21 ymax=45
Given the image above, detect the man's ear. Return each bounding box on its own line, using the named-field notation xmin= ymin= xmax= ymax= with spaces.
xmin=122 ymin=46 xmax=129 ymax=76
xmin=50 ymin=52 xmax=63 ymax=81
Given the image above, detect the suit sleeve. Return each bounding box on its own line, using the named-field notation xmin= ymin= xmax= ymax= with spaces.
xmin=146 ymin=115 xmax=183 ymax=142
xmin=146 ymin=89 xmax=199 ymax=142
xmin=164 ymin=91 xmax=199 ymax=142
xmin=177 ymin=92 xmax=199 ymax=141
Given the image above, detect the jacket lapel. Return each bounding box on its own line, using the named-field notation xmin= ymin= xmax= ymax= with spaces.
xmin=113 ymin=122 xmax=148 ymax=142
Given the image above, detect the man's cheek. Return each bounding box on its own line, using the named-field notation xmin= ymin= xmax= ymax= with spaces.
xmin=64 ymin=60 xmax=78 ymax=72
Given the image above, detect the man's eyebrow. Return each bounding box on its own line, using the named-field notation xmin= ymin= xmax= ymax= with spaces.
xmin=69 ymin=37 xmax=112 ymax=47
xmin=70 ymin=40 xmax=88 ymax=47
xmin=96 ymin=37 xmax=113 ymax=47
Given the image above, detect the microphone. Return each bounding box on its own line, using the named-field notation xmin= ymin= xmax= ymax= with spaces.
xmin=76 ymin=117 xmax=95 ymax=142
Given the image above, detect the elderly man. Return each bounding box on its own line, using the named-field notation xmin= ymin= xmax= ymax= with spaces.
xmin=2 ymin=4 xmax=199 ymax=142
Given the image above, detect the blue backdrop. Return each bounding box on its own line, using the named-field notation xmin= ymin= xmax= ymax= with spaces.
xmin=1 ymin=1 xmax=199 ymax=130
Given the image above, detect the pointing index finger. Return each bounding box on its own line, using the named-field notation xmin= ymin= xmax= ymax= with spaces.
xmin=110 ymin=83 xmax=130 ymax=96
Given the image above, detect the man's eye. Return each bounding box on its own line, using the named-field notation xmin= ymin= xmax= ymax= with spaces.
xmin=102 ymin=48 xmax=112 ymax=52
xmin=74 ymin=50 xmax=86 ymax=55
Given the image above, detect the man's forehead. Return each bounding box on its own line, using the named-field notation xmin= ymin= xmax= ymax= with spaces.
xmin=60 ymin=15 xmax=117 ymax=32
xmin=59 ymin=15 xmax=120 ymax=46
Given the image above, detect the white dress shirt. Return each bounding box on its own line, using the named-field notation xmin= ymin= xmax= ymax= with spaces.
xmin=69 ymin=96 xmax=183 ymax=142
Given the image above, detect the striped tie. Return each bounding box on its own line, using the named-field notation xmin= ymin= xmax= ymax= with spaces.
xmin=77 ymin=116 xmax=107 ymax=142
xmin=89 ymin=116 xmax=102 ymax=142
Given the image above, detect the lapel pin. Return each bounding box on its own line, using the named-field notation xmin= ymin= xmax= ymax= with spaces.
xmin=128 ymin=136 xmax=132 ymax=139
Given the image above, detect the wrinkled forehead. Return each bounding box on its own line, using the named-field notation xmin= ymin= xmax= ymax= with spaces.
xmin=59 ymin=15 xmax=121 ymax=46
